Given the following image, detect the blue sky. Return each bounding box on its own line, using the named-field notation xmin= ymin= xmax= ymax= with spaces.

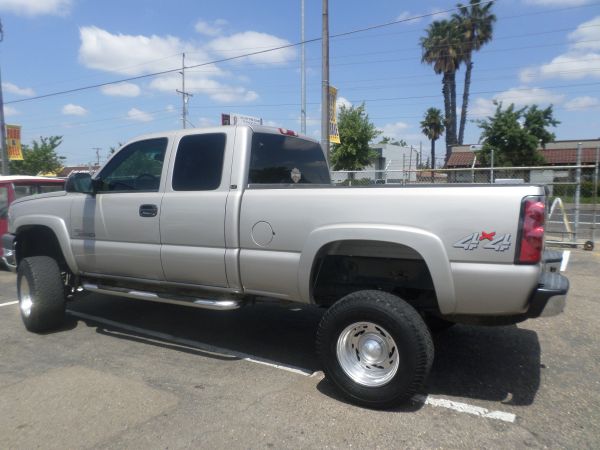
xmin=1 ymin=0 xmax=600 ymax=166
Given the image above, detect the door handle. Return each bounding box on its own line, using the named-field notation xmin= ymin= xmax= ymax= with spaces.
xmin=139 ymin=204 xmax=158 ymax=217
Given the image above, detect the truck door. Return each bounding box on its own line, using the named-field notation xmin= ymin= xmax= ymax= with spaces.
xmin=159 ymin=132 xmax=230 ymax=287
xmin=69 ymin=137 xmax=168 ymax=280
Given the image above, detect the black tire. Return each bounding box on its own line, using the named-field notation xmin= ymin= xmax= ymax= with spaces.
xmin=17 ymin=256 xmax=66 ymax=333
xmin=584 ymin=240 xmax=594 ymax=251
xmin=316 ymin=290 xmax=433 ymax=409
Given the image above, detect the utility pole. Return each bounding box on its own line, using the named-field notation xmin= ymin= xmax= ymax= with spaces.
xmin=92 ymin=147 xmax=102 ymax=166
xmin=176 ymin=53 xmax=193 ymax=129
xmin=301 ymin=0 xmax=306 ymax=135
xmin=0 ymin=19 xmax=8 ymax=175
xmin=321 ymin=0 xmax=330 ymax=163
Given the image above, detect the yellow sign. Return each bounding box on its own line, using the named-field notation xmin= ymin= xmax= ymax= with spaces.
xmin=329 ymin=86 xmax=341 ymax=144
xmin=6 ymin=125 xmax=23 ymax=160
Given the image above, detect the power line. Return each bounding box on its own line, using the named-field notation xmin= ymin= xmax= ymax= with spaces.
xmin=22 ymin=76 xmax=600 ymax=134
xmin=7 ymin=0 xmax=595 ymax=106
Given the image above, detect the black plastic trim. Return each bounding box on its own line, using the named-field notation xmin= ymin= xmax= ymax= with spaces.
xmin=526 ymin=272 xmax=569 ymax=318
xmin=543 ymin=249 xmax=563 ymax=264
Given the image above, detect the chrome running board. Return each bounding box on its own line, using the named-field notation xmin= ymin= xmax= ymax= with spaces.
xmin=81 ymin=282 xmax=243 ymax=310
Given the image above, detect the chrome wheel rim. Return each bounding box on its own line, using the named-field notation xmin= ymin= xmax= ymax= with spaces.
xmin=19 ymin=276 xmax=33 ymax=318
xmin=336 ymin=321 xmax=400 ymax=387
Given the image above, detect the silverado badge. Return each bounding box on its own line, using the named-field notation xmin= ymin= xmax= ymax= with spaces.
xmin=291 ymin=168 xmax=301 ymax=183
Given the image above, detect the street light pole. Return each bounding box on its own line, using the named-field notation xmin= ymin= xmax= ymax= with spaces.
xmin=321 ymin=0 xmax=330 ymax=163
xmin=0 ymin=19 xmax=8 ymax=175
xmin=301 ymin=0 xmax=306 ymax=135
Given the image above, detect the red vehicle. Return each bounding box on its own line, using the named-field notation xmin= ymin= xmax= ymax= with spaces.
xmin=0 ymin=176 xmax=65 ymax=265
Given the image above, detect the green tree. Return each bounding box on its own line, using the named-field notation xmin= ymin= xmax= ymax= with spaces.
xmin=330 ymin=103 xmax=380 ymax=172
xmin=477 ymin=102 xmax=559 ymax=167
xmin=421 ymin=20 xmax=462 ymax=160
xmin=453 ymin=0 xmax=496 ymax=145
xmin=523 ymin=105 xmax=560 ymax=148
xmin=9 ymin=136 xmax=66 ymax=175
xmin=109 ymin=142 xmax=123 ymax=156
xmin=378 ymin=136 xmax=408 ymax=147
xmin=420 ymin=108 xmax=445 ymax=169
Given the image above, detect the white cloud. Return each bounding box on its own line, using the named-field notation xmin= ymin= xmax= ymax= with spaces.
xmin=565 ymin=96 xmax=600 ymax=110
xmin=264 ymin=120 xmax=283 ymax=128
xmin=62 ymin=103 xmax=88 ymax=116
xmin=78 ymin=26 xmax=294 ymax=106
xmin=568 ymin=16 xmax=600 ymax=51
xmin=4 ymin=105 xmax=19 ymax=116
xmin=100 ymin=82 xmax=141 ymax=97
xmin=397 ymin=11 xmax=422 ymax=23
xmin=520 ymin=15 xmax=600 ymax=81
xmin=78 ymin=26 xmax=277 ymax=103
xmin=2 ymin=82 xmax=35 ymax=97
xmin=79 ymin=26 xmax=213 ymax=76
xmin=495 ymin=87 xmax=565 ymax=106
xmin=196 ymin=117 xmax=216 ymax=127
xmin=127 ymin=108 xmax=153 ymax=122
xmin=471 ymin=87 xmax=565 ymax=118
xmin=428 ymin=7 xmax=451 ymax=21
xmin=150 ymin=73 xmax=258 ymax=103
xmin=0 ymin=0 xmax=71 ymax=16
xmin=336 ymin=96 xmax=352 ymax=112
xmin=470 ymin=97 xmax=497 ymax=117
xmin=195 ymin=19 xmax=227 ymax=36
xmin=207 ymin=31 xmax=296 ymax=65
xmin=379 ymin=121 xmax=410 ymax=140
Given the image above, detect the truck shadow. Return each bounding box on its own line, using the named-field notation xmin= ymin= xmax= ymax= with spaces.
xmin=426 ymin=325 xmax=540 ymax=406
xmin=68 ymin=294 xmax=541 ymax=408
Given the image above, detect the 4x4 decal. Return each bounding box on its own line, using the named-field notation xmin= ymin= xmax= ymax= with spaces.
xmin=454 ymin=231 xmax=512 ymax=252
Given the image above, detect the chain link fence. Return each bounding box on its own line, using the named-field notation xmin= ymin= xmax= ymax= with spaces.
xmin=331 ymin=163 xmax=599 ymax=249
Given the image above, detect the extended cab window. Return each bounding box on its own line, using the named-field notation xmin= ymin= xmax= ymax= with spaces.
xmin=13 ymin=184 xmax=36 ymax=199
xmin=248 ymin=133 xmax=330 ymax=185
xmin=172 ymin=133 xmax=226 ymax=191
xmin=96 ymin=138 xmax=167 ymax=192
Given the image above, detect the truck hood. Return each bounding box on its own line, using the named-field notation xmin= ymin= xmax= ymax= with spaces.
xmin=11 ymin=190 xmax=67 ymax=205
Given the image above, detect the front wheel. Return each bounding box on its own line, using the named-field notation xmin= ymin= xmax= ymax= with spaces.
xmin=17 ymin=256 xmax=66 ymax=333
xmin=316 ymin=290 xmax=433 ymax=409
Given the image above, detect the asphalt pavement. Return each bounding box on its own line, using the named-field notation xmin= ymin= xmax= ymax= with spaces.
xmin=0 ymin=249 xmax=599 ymax=449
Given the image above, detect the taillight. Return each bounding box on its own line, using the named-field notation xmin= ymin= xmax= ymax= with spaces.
xmin=517 ymin=196 xmax=545 ymax=264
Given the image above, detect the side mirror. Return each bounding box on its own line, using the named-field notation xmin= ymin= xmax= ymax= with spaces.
xmin=65 ymin=172 xmax=94 ymax=194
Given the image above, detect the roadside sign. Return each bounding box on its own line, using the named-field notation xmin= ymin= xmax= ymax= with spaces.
xmin=6 ymin=125 xmax=23 ymax=160
xmin=221 ymin=113 xmax=263 ymax=126
xmin=329 ymin=86 xmax=340 ymax=144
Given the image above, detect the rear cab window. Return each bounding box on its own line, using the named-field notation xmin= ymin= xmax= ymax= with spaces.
xmin=248 ymin=132 xmax=330 ymax=185
xmin=172 ymin=133 xmax=226 ymax=191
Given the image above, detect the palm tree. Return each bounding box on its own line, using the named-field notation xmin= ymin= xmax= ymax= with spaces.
xmin=420 ymin=20 xmax=462 ymax=162
xmin=453 ymin=0 xmax=496 ymax=145
xmin=420 ymin=108 xmax=445 ymax=169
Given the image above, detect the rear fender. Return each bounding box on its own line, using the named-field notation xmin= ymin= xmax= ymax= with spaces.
xmin=298 ymin=224 xmax=456 ymax=314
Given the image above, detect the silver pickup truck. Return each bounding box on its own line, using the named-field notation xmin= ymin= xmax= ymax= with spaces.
xmin=2 ymin=125 xmax=568 ymax=408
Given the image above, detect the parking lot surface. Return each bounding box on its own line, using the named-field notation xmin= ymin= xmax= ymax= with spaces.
xmin=1 ymin=249 xmax=599 ymax=449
